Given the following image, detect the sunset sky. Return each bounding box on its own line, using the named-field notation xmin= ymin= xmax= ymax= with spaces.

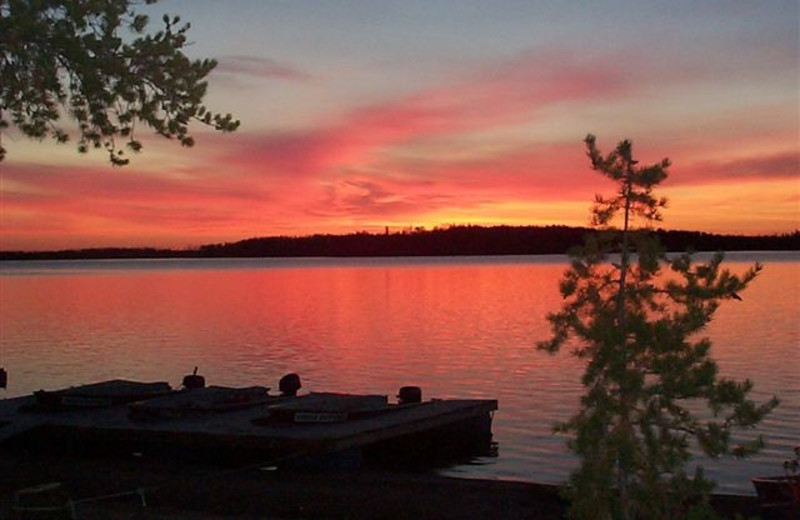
xmin=1 ymin=0 xmax=798 ymax=251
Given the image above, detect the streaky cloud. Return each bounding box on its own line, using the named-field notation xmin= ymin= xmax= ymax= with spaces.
xmin=676 ymin=150 xmax=800 ymax=184
xmin=216 ymin=55 xmax=313 ymax=81
xmin=222 ymin=50 xmax=630 ymax=178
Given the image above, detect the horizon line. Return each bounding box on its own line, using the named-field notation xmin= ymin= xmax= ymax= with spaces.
xmin=2 ymin=224 xmax=797 ymax=255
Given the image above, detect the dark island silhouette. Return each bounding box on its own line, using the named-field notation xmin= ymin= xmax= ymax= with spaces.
xmin=1 ymin=225 xmax=797 ymax=260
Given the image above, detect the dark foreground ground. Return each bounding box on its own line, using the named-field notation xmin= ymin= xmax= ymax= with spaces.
xmin=0 ymin=448 xmax=761 ymax=519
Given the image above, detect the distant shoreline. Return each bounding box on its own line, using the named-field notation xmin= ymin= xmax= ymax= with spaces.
xmin=1 ymin=225 xmax=797 ymax=261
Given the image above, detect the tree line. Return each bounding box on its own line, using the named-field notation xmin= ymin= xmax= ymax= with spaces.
xmin=2 ymin=225 xmax=797 ymax=260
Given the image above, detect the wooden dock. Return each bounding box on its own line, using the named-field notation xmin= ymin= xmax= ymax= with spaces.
xmin=0 ymin=382 xmax=497 ymax=468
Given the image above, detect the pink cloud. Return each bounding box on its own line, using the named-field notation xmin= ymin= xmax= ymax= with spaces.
xmin=1 ymin=163 xmax=262 ymax=208
xmin=0 ymin=161 xmax=283 ymax=245
xmin=2 ymin=138 xmax=603 ymax=250
xmin=223 ymin=50 xmax=628 ymax=177
xmin=5 ymin=44 xmax=796 ymax=251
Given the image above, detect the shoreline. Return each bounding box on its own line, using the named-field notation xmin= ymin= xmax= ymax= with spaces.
xmin=1 ymin=449 xmax=760 ymax=519
xmin=2 ymin=225 xmax=797 ymax=260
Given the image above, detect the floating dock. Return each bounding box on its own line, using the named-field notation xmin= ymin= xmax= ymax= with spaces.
xmin=0 ymin=380 xmax=497 ymax=469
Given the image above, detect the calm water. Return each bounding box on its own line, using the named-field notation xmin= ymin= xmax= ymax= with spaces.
xmin=1 ymin=253 xmax=797 ymax=494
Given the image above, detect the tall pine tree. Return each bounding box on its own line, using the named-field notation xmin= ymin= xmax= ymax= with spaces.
xmin=539 ymin=134 xmax=778 ymax=519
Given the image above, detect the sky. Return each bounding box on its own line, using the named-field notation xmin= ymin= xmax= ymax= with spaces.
xmin=1 ymin=0 xmax=798 ymax=251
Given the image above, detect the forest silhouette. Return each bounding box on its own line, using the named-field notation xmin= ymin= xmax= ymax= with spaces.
xmin=1 ymin=225 xmax=797 ymax=260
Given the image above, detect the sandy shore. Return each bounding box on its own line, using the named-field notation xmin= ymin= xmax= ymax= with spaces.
xmin=1 ymin=448 xmax=759 ymax=519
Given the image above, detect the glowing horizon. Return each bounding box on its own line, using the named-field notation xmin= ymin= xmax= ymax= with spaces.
xmin=2 ymin=1 xmax=798 ymax=251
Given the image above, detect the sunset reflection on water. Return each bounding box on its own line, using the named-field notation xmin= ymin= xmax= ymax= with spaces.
xmin=1 ymin=253 xmax=797 ymax=493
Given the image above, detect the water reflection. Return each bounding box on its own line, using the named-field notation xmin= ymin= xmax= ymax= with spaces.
xmin=0 ymin=253 xmax=797 ymax=493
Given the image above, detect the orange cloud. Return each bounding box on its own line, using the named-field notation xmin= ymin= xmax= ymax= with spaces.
xmin=665 ymin=179 xmax=800 ymax=235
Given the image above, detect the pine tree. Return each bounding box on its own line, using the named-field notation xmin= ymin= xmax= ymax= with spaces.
xmin=538 ymin=134 xmax=779 ymax=519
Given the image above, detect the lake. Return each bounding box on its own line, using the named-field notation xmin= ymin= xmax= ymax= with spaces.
xmin=1 ymin=252 xmax=797 ymax=494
